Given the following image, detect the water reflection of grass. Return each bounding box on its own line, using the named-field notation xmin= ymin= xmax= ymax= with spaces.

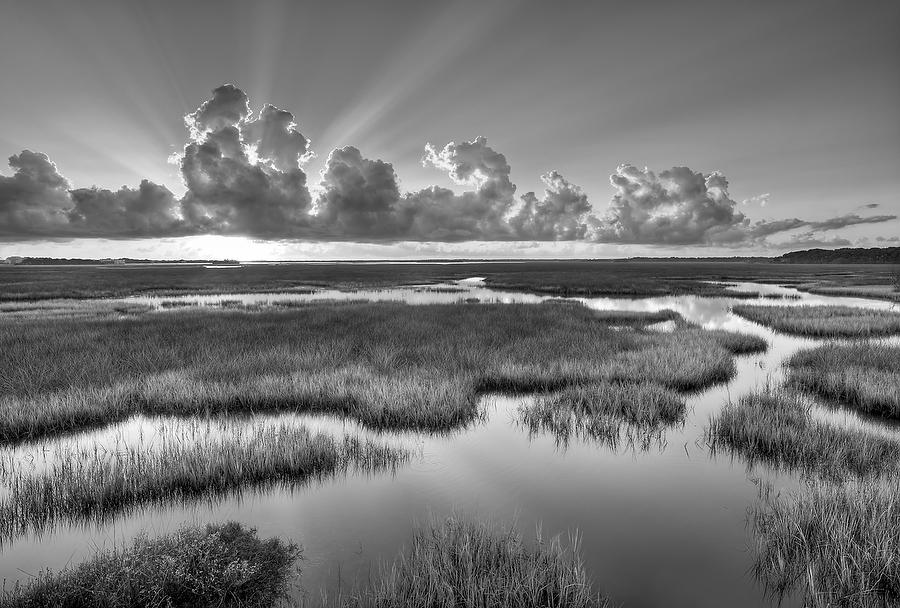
xmin=787 ymin=343 xmax=900 ymax=418
xmin=0 ymin=521 xmax=300 ymax=608
xmin=732 ymin=304 xmax=900 ymax=337
xmin=0 ymin=303 xmax=764 ymax=443
xmin=0 ymin=422 xmax=408 ymax=544
xmin=334 ymin=516 xmax=609 ymax=608
xmin=519 ymin=382 xmax=685 ymax=449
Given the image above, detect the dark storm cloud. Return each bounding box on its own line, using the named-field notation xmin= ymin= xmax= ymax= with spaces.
xmin=0 ymin=84 xmax=895 ymax=245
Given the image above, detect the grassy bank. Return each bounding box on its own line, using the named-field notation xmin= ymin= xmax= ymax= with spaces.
xmin=335 ymin=516 xmax=609 ymax=608
xmin=752 ymin=477 xmax=900 ymax=607
xmin=2 ymin=260 xmax=894 ymax=301
xmin=0 ymin=423 xmax=408 ymax=543
xmin=0 ymin=521 xmax=300 ymax=608
xmin=519 ymin=381 xmax=684 ymax=447
xmin=0 ymin=302 xmax=762 ymax=442
xmin=731 ymin=304 xmax=900 ymax=337
xmin=787 ymin=343 xmax=900 ymax=418
xmin=707 ymin=388 xmax=900 ymax=478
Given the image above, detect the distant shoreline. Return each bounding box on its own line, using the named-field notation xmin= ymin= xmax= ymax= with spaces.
xmin=2 ymin=246 xmax=899 ymax=266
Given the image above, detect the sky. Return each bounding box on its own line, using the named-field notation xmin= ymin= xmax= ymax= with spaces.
xmin=0 ymin=0 xmax=898 ymax=260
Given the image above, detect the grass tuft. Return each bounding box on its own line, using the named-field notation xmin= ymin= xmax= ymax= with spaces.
xmin=336 ymin=516 xmax=610 ymax=608
xmin=519 ymin=382 xmax=685 ymax=448
xmin=787 ymin=343 xmax=900 ymax=418
xmin=707 ymin=387 xmax=900 ymax=479
xmin=0 ymin=521 xmax=300 ymax=608
xmin=732 ymin=304 xmax=900 ymax=337
xmin=0 ymin=423 xmax=408 ymax=544
xmin=752 ymin=477 xmax=900 ymax=607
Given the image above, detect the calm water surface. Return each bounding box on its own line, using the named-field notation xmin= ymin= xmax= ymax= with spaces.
xmin=2 ymin=281 xmax=898 ymax=607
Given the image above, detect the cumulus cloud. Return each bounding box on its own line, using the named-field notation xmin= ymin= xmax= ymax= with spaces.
xmin=315 ymin=146 xmax=403 ymax=238
xmin=68 ymin=181 xmax=182 ymax=237
xmin=510 ymin=171 xmax=591 ymax=240
xmin=184 ymin=84 xmax=250 ymax=137
xmin=0 ymin=84 xmax=896 ymax=246
xmin=587 ymin=165 xmax=749 ymax=245
xmin=0 ymin=151 xmax=73 ymax=237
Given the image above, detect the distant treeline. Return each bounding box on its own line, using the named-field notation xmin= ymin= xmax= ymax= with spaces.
xmin=2 ymin=257 xmax=239 ymax=265
xmin=772 ymin=247 xmax=900 ymax=264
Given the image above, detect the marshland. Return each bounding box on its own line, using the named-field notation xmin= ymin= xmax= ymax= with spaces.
xmin=1 ymin=261 xmax=899 ymax=607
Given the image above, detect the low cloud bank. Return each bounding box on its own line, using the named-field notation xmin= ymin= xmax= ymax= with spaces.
xmin=1 ymin=84 xmax=894 ymax=245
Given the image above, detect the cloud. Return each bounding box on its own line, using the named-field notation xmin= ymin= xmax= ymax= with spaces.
xmin=741 ymin=193 xmax=770 ymax=207
xmin=775 ymin=232 xmax=854 ymax=249
xmin=510 ymin=171 xmax=592 ymax=240
xmin=241 ymin=104 xmax=312 ymax=172
xmin=587 ymin=165 xmax=750 ymax=245
xmin=184 ymin=84 xmax=250 ymax=137
xmin=68 ymin=181 xmax=182 ymax=237
xmin=0 ymin=84 xmax=896 ymax=246
xmin=0 ymin=151 xmax=73 ymax=237
xmin=314 ymin=146 xmax=403 ymax=238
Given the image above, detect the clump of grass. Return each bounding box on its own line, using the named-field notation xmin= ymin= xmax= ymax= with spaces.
xmin=337 ymin=516 xmax=609 ymax=608
xmin=707 ymin=387 xmax=900 ymax=478
xmin=590 ymin=309 xmax=679 ymax=326
xmin=732 ymin=304 xmax=900 ymax=337
xmin=0 ymin=423 xmax=408 ymax=543
xmin=787 ymin=343 xmax=900 ymax=419
xmin=751 ymin=477 xmax=900 ymax=607
xmin=519 ymin=382 xmax=685 ymax=448
xmin=0 ymin=521 xmax=300 ymax=608
xmin=0 ymin=303 xmax=763 ymax=441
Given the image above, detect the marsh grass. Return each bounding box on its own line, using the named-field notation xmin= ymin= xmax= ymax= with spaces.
xmin=0 ymin=303 xmax=763 ymax=442
xmin=589 ymin=309 xmax=679 ymax=326
xmin=519 ymin=382 xmax=684 ymax=448
xmin=787 ymin=344 xmax=900 ymax=419
xmin=751 ymin=477 xmax=900 ymax=607
xmin=732 ymin=304 xmax=900 ymax=337
xmin=333 ymin=516 xmax=610 ymax=608
xmin=0 ymin=521 xmax=301 ymax=608
xmin=0 ymin=423 xmax=408 ymax=543
xmin=707 ymin=387 xmax=900 ymax=479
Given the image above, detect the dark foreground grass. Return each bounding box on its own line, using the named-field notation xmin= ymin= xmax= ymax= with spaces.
xmin=752 ymin=478 xmax=900 ymax=607
xmin=707 ymin=388 xmax=900 ymax=479
xmin=787 ymin=344 xmax=900 ymax=419
xmin=519 ymin=382 xmax=685 ymax=448
xmin=732 ymin=304 xmax=900 ymax=337
xmin=336 ymin=516 xmax=609 ymax=608
xmin=0 ymin=302 xmax=762 ymax=442
xmin=0 ymin=424 xmax=408 ymax=543
xmin=0 ymin=521 xmax=300 ymax=608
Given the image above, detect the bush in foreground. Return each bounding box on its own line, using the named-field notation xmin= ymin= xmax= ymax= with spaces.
xmin=0 ymin=521 xmax=300 ymax=608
